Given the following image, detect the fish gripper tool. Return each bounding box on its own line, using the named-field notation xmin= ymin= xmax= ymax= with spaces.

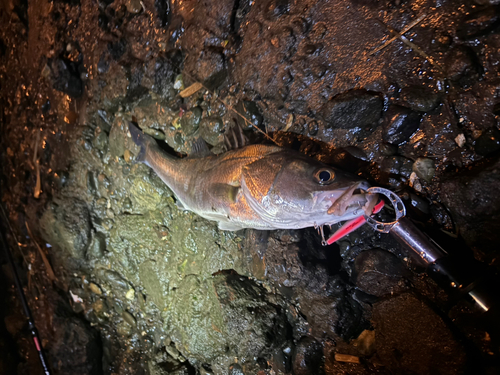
xmin=363 ymin=187 xmax=500 ymax=339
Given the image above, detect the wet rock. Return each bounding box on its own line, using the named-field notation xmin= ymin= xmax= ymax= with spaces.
xmin=40 ymin=199 xmax=91 ymax=259
xmin=181 ymin=107 xmax=202 ymax=136
xmin=474 ymin=128 xmax=500 ymax=155
xmin=194 ymin=50 xmax=226 ymax=90
xmin=49 ymin=317 xmax=102 ymax=375
xmin=265 ymin=0 xmax=290 ymax=20
xmin=398 ymin=86 xmax=441 ymax=113
xmin=430 ymin=202 xmax=455 ymax=232
xmin=97 ymin=269 xmax=129 ymax=290
xmin=372 ymin=293 xmax=466 ymax=374
xmin=441 ymin=156 xmax=500 ymax=258
xmin=97 ymin=53 xmax=110 ymax=74
xmin=309 ymin=22 xmax=327 ymax=42
xmin=307 ymin=120 xmax=319 ymax=136
xmin=108 ymin=39 xmax=127 ymax=60
xmin=125 ymin=0 xmax=142 ymax=14
xmin=445 ymin=46 xmax=483 ymax=88
xmin=200 ymin=116 xmax=225 ymax=146
xmin=236 ymin=100 xmax=263 ymax=130
xmin=298 ymin=273 xmax=363 ymax=340
xmin=412 ymin=158 xmax=435 ymax=182
xmin=380 ymin=156 xmax=413 ymax=178
xmin=214 ymin=273 xmax=287 ymax=360
xmin=457 ymin=6 xmax=500 ymax=39
xmin=382 ymin=105 xmax=422 ymax=145
xmin=48 ymin=58 xmax=83 ymax=98
xmin=292 ymin=337 xmax=324 ymax=375
xmin=109 ymin=119 xmax=129 ymax=158
xmin=353 ymin=249 xmax=407 ymax=297
xmin=88 ymin=232 xmax=106 ymax=259
xmin=228 ymin=363 xmax=244 ymax=375
xmin=142 ymin=127 xmax=166 ymax=140
xmin=154 ymin=57 xmax=177 ymax=99
xmin=321 ymin=90 xmax=383 ymax=129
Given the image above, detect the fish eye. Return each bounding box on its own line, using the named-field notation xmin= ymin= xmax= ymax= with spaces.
xmin=315 ymin=168 xmax=335 ymax=185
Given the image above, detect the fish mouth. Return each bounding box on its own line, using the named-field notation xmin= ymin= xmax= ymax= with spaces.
xmin=326 ymin=181 xmax=378 ymax=218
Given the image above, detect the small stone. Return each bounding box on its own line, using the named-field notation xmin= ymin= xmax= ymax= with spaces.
xmin=399 ymin=86 xmax=441 ymax=112
xmin=474 ymin=128 xmax=500 ymax=155
xmin=89 ymin=282 xmax=102 ymax=295
xmin=124 ymin=149 xmax=133 ymax=163
xmin=409 ymin=172 xmax=422 ymax=192
xmin=174 ymin=74 xmax=184 ymax=90
xmin=180 ymin=107 xmax=202 ymax=136
xmin=321 ymin=89 xmax=383 ymax=129
xmin=125 ymin=0 xmax=142 ymax=14
xmin=126 ymin=288 xmax=135 ymax=300
xmin=413 ymin=158 xmax=435 ymax=182
xmin=455 ymin=133 xmax=466 ymax=147
xmin=122 ymin=311 xmax=136 ymax=327
xmin=93 ymin=131 xmax=109 ymax=151
xmin=142 ymin=127 xmax=166 ymax=140
xmin=307 ymin=120 xmax=319 ymax=136
xmin=200 ymin=116 xmax=225 ymax=146
xmin=382 ymin=105 xmax=422 ymax=145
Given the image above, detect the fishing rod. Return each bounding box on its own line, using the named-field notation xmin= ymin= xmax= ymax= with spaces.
xmin=0 ymin=205 xmax=52 ymax=375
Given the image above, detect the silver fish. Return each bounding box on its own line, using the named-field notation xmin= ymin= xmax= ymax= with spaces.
xmin=128 ymin=123 xmax=377 ymax=231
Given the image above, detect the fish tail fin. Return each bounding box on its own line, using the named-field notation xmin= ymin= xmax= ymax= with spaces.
xmin=128 ymin=122 xmax=152 ymax=162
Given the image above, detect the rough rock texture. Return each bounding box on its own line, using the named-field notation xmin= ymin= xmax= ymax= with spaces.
xmin=1 ymin=0 xmax=500 ymax=374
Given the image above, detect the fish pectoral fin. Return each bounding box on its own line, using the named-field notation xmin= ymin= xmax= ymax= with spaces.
xmin=218 ymin=221 xmax=243 ymax=231
xmin=210 ymin=184 xmax=241 ymax=204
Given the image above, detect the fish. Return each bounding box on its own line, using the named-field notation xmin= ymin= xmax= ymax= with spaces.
xmin=128 ymin=122 xmax=378 ymax=233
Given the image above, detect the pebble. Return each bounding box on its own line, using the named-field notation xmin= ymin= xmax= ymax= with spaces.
xmin=321 ymin=89 xmax=383 ymax=129
xmin=142 ymin=127 xmax=166 ymax=140
xmin=307 ymin=120 xmax=318 ymax=136
xmin=181 ymin=107 xmax=202 ymax=136
xmin=122 ymin=311 xmax=136 ymax=327
xmin=124 ymin=149 xmax=133 ymax=163
xmin=398 ymin=86 xmax=441 ymax=112
xmin=125 ymin=0 xmax=142 ymax=14
xmin=413 ymin=158 xmax=435 ymax=182
xmin=200 ymin=116 xmax=224 ymax=145
xmin=474 ymin=128 xmax=500 ymax=155
xmin=382 ymin=105 xmax=422 ymax=145
xmin=89 ymin=282 xmax=102 ymax=295
xmin=174 ymin=74 xmax=184 ymax=90
xmin=126 ymin=288 xmax=135 ymax=300
xmin=455 ymin=133 xmax=466 ymax=147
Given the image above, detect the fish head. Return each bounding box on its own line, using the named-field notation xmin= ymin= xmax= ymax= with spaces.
xmin=242 ymin=150 xmax=377 ymax=229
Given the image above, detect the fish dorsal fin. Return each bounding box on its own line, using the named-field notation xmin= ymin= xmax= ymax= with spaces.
xmin=189 ymin=137 xmax=212 ymax=158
